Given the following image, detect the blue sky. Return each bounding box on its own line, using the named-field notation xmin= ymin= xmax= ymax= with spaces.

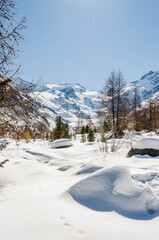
xmin=16 ymin=0 xmax=159 ymax=90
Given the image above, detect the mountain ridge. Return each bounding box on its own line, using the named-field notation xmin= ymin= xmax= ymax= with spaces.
xmin=12 ymin=70 xmax=159 ymax=129
xmin=126 ymin=70 xmax=159 ymax=102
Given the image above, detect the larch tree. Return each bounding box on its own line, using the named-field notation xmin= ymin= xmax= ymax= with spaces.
xmin=132 ymin=84 xmax=141 ymax=131
xmin=0 ymin=0 xmax=26 ymax=78
xmin=102 ymin=70 xmax=116 ymax=128
xmin=116 ymin=70 xmax=126 ymax=128
xmin=101 ymin=70 xmax=127 ymax=134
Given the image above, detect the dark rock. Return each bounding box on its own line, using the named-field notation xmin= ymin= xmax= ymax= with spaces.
xmin=127 ymin=148 xmax=159 ymax=157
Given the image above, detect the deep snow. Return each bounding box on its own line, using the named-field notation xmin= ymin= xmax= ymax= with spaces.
xmin=69 ymin=166 xmax=159 ymax=219
xmin=1 ymin=133 xmax=159 ymax=239
xmin=133 ymin=138 xmax=159 ymax=150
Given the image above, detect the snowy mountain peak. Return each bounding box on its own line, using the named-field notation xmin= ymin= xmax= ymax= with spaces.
xmin=140 ymin=71 xmax=155 ymax=80
xmin=127 ymin=70 xmax=159 ymax=101
xmin=42 ymin=82 xmax=86 ymax=94
xmin=33 ymin=82 xmax=101 ymax=128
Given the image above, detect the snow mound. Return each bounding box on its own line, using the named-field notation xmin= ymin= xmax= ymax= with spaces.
xmin=134 ymin=138 xmax=159 ymax=150
xmin=69 ymin=166 xmax=159 ymax=219
xmin=51 ymin=139 xmax=72 ymax=149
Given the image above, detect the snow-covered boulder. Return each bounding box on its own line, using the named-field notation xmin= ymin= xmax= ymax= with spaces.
xmin=69 ymin=166 xmax=159 ymax=219
xmin=128 ymin=138 xmax=159 ymax=157
xmin=51 ymin=139 xmax=72 ymax=149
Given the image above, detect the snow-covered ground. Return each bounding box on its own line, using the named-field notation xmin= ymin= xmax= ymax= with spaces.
xmin=1 ymin=133 xmax=159 ymax=239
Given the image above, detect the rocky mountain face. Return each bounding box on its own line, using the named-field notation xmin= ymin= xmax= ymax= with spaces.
xmin=11 ymin=71 xmax=159 ymax=129
xmin=124 ymin=71 xmax=159 ymax=103
xmin=32 ymin=82 xmax=101 ymax=128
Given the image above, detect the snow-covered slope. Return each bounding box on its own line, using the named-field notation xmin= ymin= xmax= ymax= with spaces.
xmin=32 ymin=82 xmax=101 ymax=128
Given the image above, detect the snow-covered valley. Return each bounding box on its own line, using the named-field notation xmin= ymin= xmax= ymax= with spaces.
xmin=1 ymin=133 xmax=159 ymax=239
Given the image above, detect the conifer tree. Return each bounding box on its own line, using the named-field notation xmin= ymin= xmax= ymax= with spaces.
xmin=87 ymin=129 xmax=95 ymax=142
xmin=80 ymin=126 xmax=85 ymax=134
xmin=61 ymin=123 xmax=69 ymax=139
xmin=50 ymin=116 xmax=70 ymax=141
xmin=85 ymin=125 xmax=89 ymax=134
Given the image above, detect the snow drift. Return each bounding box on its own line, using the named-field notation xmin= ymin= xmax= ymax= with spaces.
xmin=69 ymin=166 xmax=159 ymax=219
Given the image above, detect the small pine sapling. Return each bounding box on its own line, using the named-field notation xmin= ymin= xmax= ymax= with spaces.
xmin=87 ymin=129 xmax=95 ymax=142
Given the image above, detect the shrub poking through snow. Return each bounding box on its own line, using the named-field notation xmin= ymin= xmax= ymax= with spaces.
xmin=0 ymin=159 xmax=9 ymax=167
xmin=0 ymin=142 xmax=9 ymax=167
xmin=0 ymin=142 xmax=8 ymax=151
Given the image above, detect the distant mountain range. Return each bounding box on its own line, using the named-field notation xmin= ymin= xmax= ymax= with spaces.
xmin=12 ymin=71 xmax=159 ymax=129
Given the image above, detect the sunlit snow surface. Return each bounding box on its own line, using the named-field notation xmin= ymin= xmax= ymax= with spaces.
xmin=69 ymin=166 xmax=159 ymax=219
xmin=1 ymin=132 xmax=159 ymax=239
xmin=133 ymin=138 xmax=159 ymax=150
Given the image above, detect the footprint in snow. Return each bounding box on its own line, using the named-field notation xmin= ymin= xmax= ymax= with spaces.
xmin=58 ymin=165 xmax=72 ymax=171
xmin=60 ymin=216 xmax=71 ymax=229
xmin=64 ymin=222 xmax=71 ymax=229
